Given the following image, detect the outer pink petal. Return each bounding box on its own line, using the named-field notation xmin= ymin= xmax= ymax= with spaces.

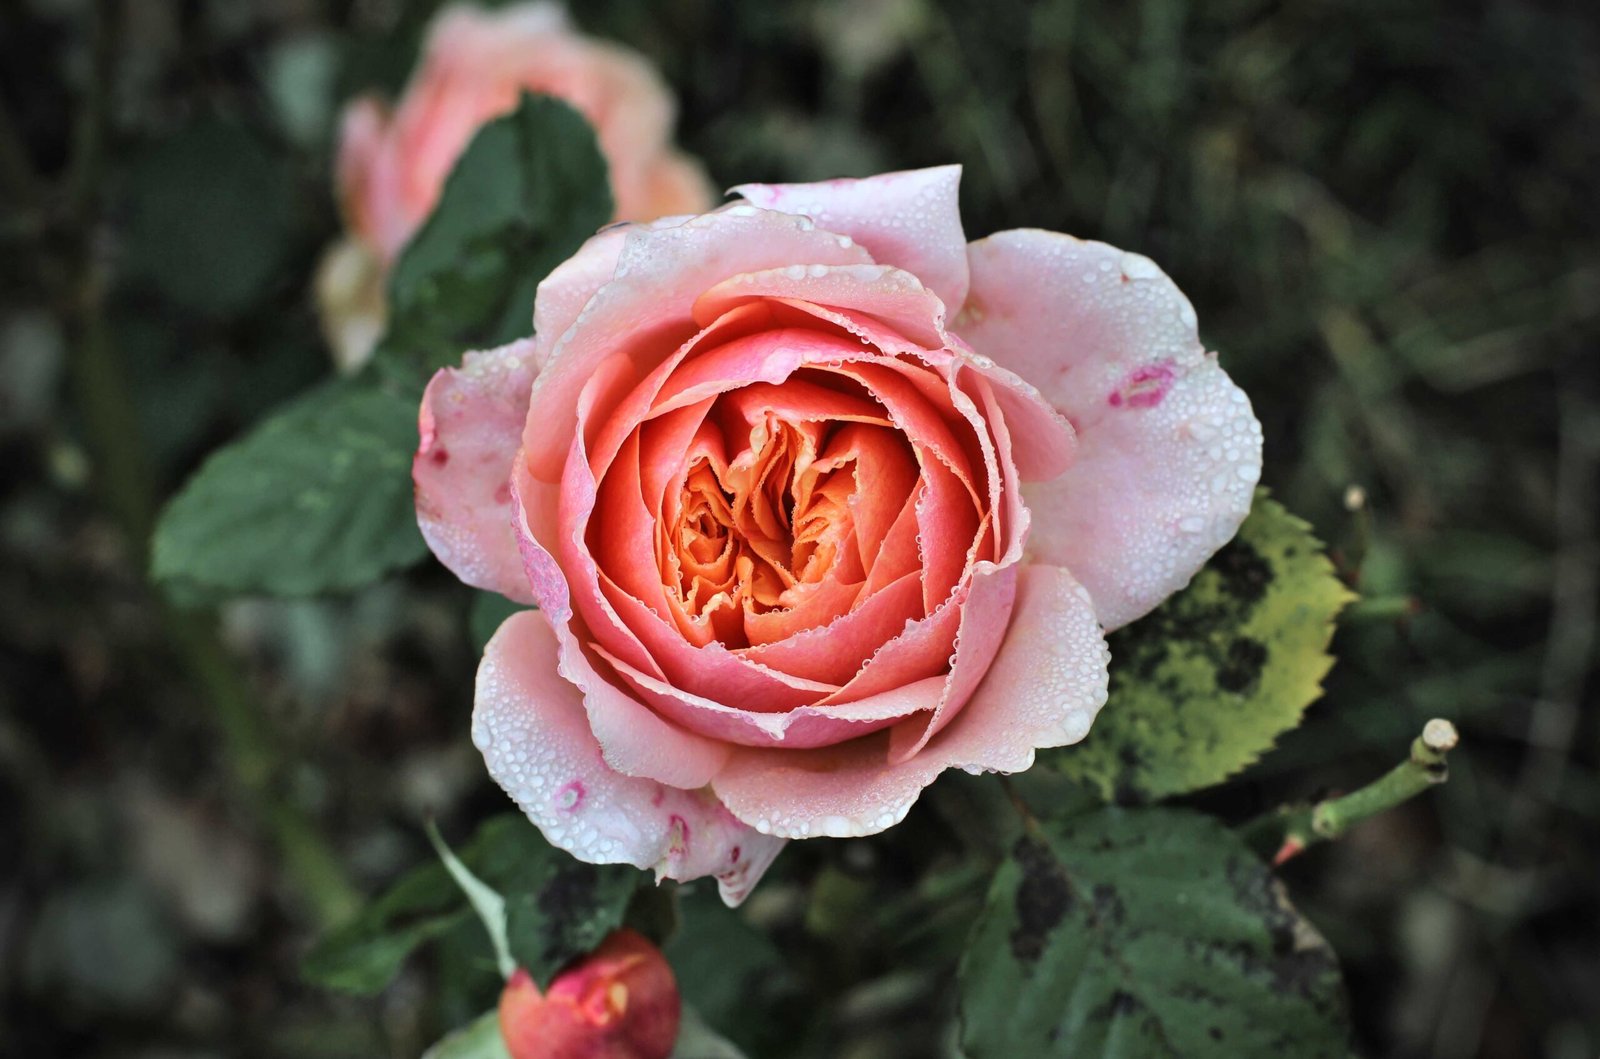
xmin=415 ymin=340 xmax=539 ymax=602
xmin=730 ymin=166 xmax=970 ymax=312
xmin=712 ymin=564 xmax=1108 ymax=839
xmin=530 ymin=226 xmax=628 ymax=370
xmin=522 ymin=205 xmax=874 ymax=481
xmin=692 ymin=263 xmax=949 ymax=350
xmin=551 ymin=620 xmax=730 ymax=790
xmin=958 ymin=230 xmax=1263 ymax=630
xmin=595 ymin=645 xmax=929 ymax=750
xmin=473 ymin=611 xmax=784 ymax=906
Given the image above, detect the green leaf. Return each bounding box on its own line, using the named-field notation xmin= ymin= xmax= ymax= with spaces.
xmin=301 ymin=854 xmax=470 ymax=995
xmin=664 ymin=887 xmax=799 ymax=1058
xmin=421 ymin=1011 xmax=511 ymax=1059
xmin=303 ymin=816 xmax=638 ymax=995
xmin=151 ymin=380 xmax=427 ymax=601
xmin=1048 ymin=492 xmax=1355 ymax=802
xmin=958 ymin=807 xmax=1349 ymax=1058
xmin=503 ymin=859 xmax=640 ymax=985
xmin=426 ymin=821 xmax=514 ymax=979
xmin=379 ymin=93 xmax=613 ymax=378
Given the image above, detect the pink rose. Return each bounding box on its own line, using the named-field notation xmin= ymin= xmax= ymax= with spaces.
xmin=318 ymin=2 xmax=712 ymax=370
xmin=415 ymin=166 xmax=1262 ymax=904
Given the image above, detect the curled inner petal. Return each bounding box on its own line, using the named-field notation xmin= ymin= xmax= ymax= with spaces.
xmin=649 ymin=382 xmax=920 ymax=649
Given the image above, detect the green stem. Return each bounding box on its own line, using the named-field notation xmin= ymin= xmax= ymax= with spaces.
xmin=1243 ymin=719 xmax=1459 ymax=865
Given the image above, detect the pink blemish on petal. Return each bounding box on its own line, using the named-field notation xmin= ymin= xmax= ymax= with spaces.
xmin=650 ymin=787 xmax=666 ymax=808
xmin=729 ymin=846 xmax=741 ymax=864
xmin=555 ymin=779 xmax=586 ymax=812
xmin=429 ymin=446 xmax=450 ymax=467
xmin=667 ymin=814 xmax=691 ymax=858
xmin=492 ymin=480 xmax=512 ymax=505
xmin=1108 ymin=361 xmax=1175 ymax=409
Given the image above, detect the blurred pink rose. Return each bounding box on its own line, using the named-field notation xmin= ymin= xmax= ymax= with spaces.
xmin=318 ymin=2 xmax=712 ymax=370
xmin=414 ymin=166 xmax=1262 ymax=904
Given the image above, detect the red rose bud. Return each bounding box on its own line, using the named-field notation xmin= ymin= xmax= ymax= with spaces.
xmin=499 ymin=929 xmax=681 ymax=1059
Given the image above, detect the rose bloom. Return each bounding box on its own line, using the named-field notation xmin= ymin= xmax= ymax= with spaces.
xmin=317 ymin=2 xmax=713 ymax=370
xmin=414 ymin=166 xmax=1262 ymax=904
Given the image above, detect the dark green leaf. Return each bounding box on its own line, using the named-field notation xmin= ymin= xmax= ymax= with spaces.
xmin=664 ymin=887 xmax=799 ymax=1058
xmin=1047 ymin=492 xmax=1354 ymax=802
xmin=303 ymin=816 xmax=637 ymax=995
xmin=379 ymin=93 xmax=613 ymax=378
xmin=301 ymin=855 xmax=470 ymax=995
xmin=503 ymin=859 xmax=639 ymax=985
xmin=151 ymin=380 xmax=426 ymax=601
xmin=958 ymin=807 xmax=1349 ymax=1058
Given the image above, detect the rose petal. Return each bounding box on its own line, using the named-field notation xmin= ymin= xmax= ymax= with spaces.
xmin=473 ymin=611 xmax=783 ymax=905
xmin=739 ymin=571 xmax=925 ymax=686
xmin=958 ymin=230 xmax=1263 ymax=629
xmin=693 ymin=263 xmax=949 ymax=349
xmin=415 ymin=340 xmax=540 ymax=602
xmin=730 ymin=166 xmax=970 ymax=312
xmin=711 ymin=563 xmax=1108 ymax=839
xmin=530 ymin=226 xmax=628 ymax=370
xmin=522 ymin=206 xmax=874 ymax=481
xmin=551 ymin=618 xmax=730 ymax=789
xmin=595 ymin=644 xmax=937 ymax=749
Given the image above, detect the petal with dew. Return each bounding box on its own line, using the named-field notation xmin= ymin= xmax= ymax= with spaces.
xmin=730 ymin=166 xmax=970 ymax=312
xmin=693 ymin=263 xmax=949 ymax=350
xmin=712 ymin=563 xmax=1108 ymax=839
xmin=415 ymin=340 xmax=539 ymax=603
xmin=473 ymin=611 xmax=782 ymax=905
xmin=522 ymin=206 xmax=874 ymax=481
xmin=958 ymin=230 xmax=1262 ymax=630
xmin=530 ymin=226 xmax=628 ymax=369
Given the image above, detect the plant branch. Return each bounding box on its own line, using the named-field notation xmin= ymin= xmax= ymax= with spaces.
xmin=1243 ymin=719 xmax=1460 ymax=865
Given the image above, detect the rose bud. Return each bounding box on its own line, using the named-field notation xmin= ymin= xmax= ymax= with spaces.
xmin=498 ymin=929 xmax=680 ymax=1059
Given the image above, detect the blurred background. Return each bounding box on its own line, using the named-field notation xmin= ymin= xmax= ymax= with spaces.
xmin=1 ymin=0 xmax=1595 ymax=1056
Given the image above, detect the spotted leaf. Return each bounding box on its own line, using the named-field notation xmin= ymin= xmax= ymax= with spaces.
xmin=1046 ymin=492 xmax=1354 ymax=802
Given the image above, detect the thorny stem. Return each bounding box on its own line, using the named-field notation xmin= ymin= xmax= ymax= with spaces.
xmin=1243 ymin=719 xmax=1460 ymax=865
xmin=56 ymin=0 xmax=358 ymax=927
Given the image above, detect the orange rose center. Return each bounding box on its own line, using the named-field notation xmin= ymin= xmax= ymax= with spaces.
xmin=662 ymin=414 xmax=868 ymax=618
